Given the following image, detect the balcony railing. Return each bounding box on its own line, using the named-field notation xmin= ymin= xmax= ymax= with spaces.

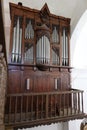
xmin=4 ymin=89 xmax=86 ymax=128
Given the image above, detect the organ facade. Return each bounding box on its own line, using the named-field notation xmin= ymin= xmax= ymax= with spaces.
xmin=4 ymin=2 xmax=86 ymax=129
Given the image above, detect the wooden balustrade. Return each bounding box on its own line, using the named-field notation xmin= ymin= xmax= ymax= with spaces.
xmin=4 ymin=89 xmax=85 ymax=127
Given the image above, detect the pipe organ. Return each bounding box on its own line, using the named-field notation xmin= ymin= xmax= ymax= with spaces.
xmin=9 ymin=3 xmax=70 ymax=67
xmin=8 ymin=1 xmax=71 ymax=104
xmin=6 ymin=2 xmax=86 ymax=129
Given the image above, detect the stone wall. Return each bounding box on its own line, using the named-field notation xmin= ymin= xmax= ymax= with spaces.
xmin=0 ymin=44 xmax=7 ymax=130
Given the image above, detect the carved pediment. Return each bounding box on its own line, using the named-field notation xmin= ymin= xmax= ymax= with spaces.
xmin=40 ymin=3 xmax=50 ymax=26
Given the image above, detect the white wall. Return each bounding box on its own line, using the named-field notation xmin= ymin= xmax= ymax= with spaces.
xmin=18 ymin=123 xmax=67 ymax=130
xmin=18 ymin=122 xmax=69 ymax=130
xmin=69 ymin=10 xmax=87 ymax=130
xmin=68 ymin=69 xmax=87 ymax=130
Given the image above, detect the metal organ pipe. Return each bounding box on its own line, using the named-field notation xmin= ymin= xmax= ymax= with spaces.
xmin=56 ymin=29 xmax=59 ymax=43
xmin=43 ymin=36 xmax=45 ymax=63
xmin=52 ymin=50 xmax=55 ymax=64
xmin=65 ymin=35 xmax=68 ymax=65
xmin=56 ymin=52 xmax=57 ymax=65
xmin=41 ymin=36 xmax=44 ymax=63
xmin=25 ymin=20 xmax=34 ymax=39
xmin=36 ymin=35 xmax=50 ymax=64
xmin=39 ymin=38 xmax=42 ymax=63
xmin=25 ymin=44 xmax=33 ymax=63
xmin=12 ymin=17 xmax=22 ymax=63
xmin=12 ymin=27 xmax=16 ymax=62
xmin=46 ymin=37 xmax=50 ymax=63
xmin=15 ymin=17 xmax=20 ymax=63
xmin=52 ymin=26 xmax=59 ymax=43
xmin=19 ymin=28 xmax=22 ymax=62
xmin=28 ymin=21 xmax=31 ymax=39
xmin=63 ymin=28 xmax=65 ymax=65
xmin=52 ymin=48 xmax=59 ymax=65
xmin=62 ymin=28 xmax=68 ymax=66
xmin=36 ymin=40 xmax=39 ymax=63
xmin=24 ymin=20 xmax=34 ymax=63
xmin=31 ymin=22 xmax=34 ymax=39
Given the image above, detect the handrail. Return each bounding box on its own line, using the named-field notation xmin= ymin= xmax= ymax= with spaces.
xmin=5 ymin=88 xmax=84 ymax=126
xmin=6 ymin=88 xmax=83 ymax=97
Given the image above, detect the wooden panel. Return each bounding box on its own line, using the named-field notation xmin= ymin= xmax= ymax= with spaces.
xmin=7 ymin=64 xmax=71 ymax=94
xmin=61 ymin=71 xmax=70 ymax=90
xmin=8 ymin=70 xmax=21 ymax=93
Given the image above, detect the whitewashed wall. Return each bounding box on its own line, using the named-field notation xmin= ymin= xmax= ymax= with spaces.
xmin=68 ymin=69 xmax=87 ymax=130
xmin=69 ymin=10 xmax=87 ymax=130
xmin=18 ymin=123 xmax=68 ymax=130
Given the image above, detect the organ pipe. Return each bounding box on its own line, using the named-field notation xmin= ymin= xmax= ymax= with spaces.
xmin=24 ymin=44 xmax=33 ymax=63
xmin=62 ymin=28 xmax=68 ymax=66
xmin=63 ymin=28 xmax=65 ymax=65
xmin=12 ymin=17 xmax=22 ymax=63
xmin=11 ymin=18 xmax=68 ymax=66
xmin=15 ymin=17 xmax=20 ymax=62
xmin=39 ymin=38 xmax=42 ymax=62
xmin=12 ymin=27 xmax=16 ymax=62
xmin=65 ymin=35 xmax=68 ymax=65
xmin=19 ymin=28 xmax=22 ymax=62
xmin=52 ymin=26 xmax=59 ymax=43
xmin=43 ymin=36 xmax=45 ymax=63
xmin=52 ymin=48 xmax=59 ymax=65
xmin=25 ymin=20 xmax=34 ymax=39
xmin=36 ymin=41 xmax=38 ymax=62
xmin=36 ymin=35 xmax=50 ymax=64
xmin=46 ymin=37 xmax=50 ymax=63
xmin=41 ymin=36 xmax=44 ymax=63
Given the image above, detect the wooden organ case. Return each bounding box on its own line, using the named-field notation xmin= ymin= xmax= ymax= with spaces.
xmin=5 ymin=2 xmax=86 ymax=129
